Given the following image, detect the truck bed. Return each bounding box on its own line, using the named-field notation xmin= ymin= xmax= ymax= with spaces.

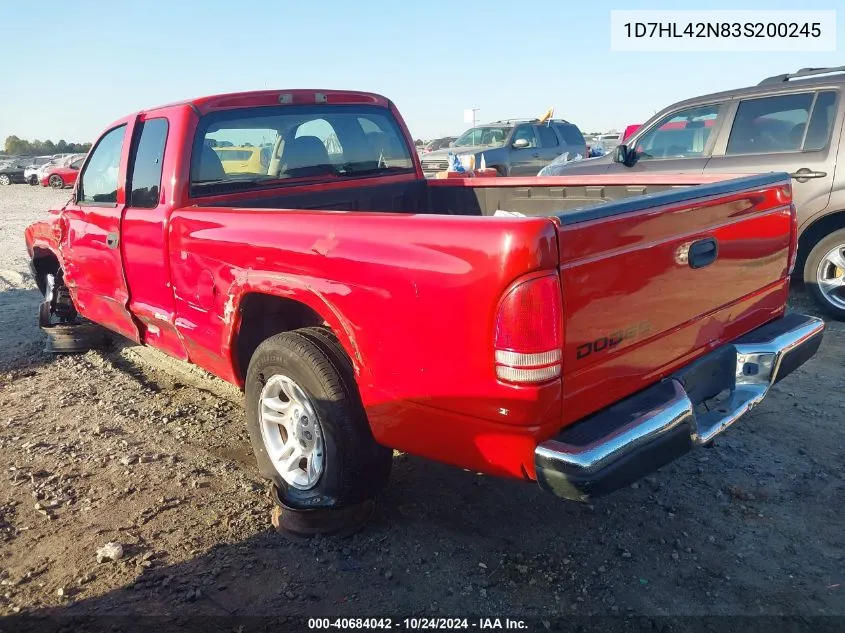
xmin=200 ymin=173 xmax=725 ymax=218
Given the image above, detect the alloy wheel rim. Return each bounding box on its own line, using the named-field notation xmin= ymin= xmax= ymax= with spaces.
xmin=816 ymin=244 xmax=845 ymax=310
xmin=258 ymin=374 xmax=324 ymax=490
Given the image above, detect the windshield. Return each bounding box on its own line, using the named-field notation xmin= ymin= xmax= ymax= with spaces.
xmin=190 ymin=104 xmax=414 ymax=196
xmin=452 ymin=126 xmax=512 ymax=148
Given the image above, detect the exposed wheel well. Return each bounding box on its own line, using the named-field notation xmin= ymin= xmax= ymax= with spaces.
xmin=31 ymin=249 xmax=61 ymax=295
xmin=231 ymin=293 xmax=327 ymax=383
xmin=798 ymin=211 xmax=845 ymax=274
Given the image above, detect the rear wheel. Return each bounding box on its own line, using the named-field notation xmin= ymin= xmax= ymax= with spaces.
xmin=0 ymin=174 xmax=11 ymax=186
xmin=48 ymin=175 xmax=64 ymax=189
xmin=804 ymin=228 xmax=845 ymax=320
xmin=245 ymin=330 xmax=391 ymax=509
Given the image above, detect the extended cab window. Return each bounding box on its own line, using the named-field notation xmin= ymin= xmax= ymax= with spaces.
xmin=129 ymin=118 xmax=168 ymax=208
xmin=190 ymin=105 xmax=414 ymax=196
xmin=79 ymin=125 xmax=126 ymax=204
xmin=634 ymin=105 xmax=721 ymax=160
xmin=726 ymin=93 xmax=818 ymax=155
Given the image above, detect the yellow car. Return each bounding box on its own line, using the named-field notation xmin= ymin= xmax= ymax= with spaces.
xmin=213 ymin=146 xmax=268 ymax=174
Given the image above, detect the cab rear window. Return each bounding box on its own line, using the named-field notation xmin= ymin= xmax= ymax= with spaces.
xmin=190 ymin=104 xmax=414 ymax=196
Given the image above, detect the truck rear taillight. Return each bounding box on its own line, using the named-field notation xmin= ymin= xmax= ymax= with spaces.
xmin=775 ymin=183 xmax=799 ymax=276
xmin=494 ymin=274 xmax=563 ymax=384
xmin=788 ymin=202 xmax=799 ymax=276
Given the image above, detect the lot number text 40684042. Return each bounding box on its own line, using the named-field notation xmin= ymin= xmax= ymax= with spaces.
xmin=307 ymin=618 xmax=528 ymax=630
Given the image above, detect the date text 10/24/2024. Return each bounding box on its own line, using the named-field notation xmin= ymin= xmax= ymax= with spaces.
xmin=308 ymin=618 xmax=528 ymax=630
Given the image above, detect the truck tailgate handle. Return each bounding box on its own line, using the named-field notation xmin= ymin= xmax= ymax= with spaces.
xmin=689 ymin=238 xmax=718 ymax=269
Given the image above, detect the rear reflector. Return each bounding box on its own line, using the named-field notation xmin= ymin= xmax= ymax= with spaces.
xmin=494 ymin=274 xmax=563 ymax=385
xmin=496 ymin=364 xmax=561 ymax=383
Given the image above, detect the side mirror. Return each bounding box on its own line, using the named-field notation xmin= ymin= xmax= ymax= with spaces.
xmin=614 ymin=144 xmax=634 ymax=167
xmin=513 ymin=138 xmax=530 ymax=150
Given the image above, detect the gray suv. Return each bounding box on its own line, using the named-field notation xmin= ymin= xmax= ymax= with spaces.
xmin=550 ymin=66 xmax=845 ymax=319
xmin=420 ymin=119 xmax=587 ymax=178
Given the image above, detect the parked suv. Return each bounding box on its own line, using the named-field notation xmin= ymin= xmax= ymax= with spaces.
xmin=420 ymin=119 xmax=587 ymax=177
xmin=421 ymin=136 xmax=457 ymax=153
xmin=548 ymin=66 xmax=845 ymax=319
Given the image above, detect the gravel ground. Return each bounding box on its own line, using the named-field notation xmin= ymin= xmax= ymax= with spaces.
xmin=0 ymin=185 xmax=842 ymax=624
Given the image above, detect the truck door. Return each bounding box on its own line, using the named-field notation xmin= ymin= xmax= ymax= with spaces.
xmin=60 ymin=121 xmax=140 ymax=342
xmin=120 ymin=113 xmax=189 ymax=360
xmin=703 ymin=90 xmax=841 ymax=223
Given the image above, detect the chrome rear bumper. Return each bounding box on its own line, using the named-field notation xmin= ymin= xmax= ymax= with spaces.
xmin=535 ymin=313 xmax=825 ymax=501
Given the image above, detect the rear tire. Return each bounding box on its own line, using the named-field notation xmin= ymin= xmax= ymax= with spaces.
xmin=245 ymin=330 xmax=391 ymax=509
xmin=48 ymin=175 xmax=64 ymax=189
xmin=298 ymin=326 xmax=393 ymax=492
xmin=803 ymin=228 xmax=845 ymax=320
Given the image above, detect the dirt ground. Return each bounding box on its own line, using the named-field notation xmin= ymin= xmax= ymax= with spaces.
xmin=0 ymin=186 xmax=842 ymax=627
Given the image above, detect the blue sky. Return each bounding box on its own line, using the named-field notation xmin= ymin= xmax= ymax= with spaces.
xmin=0 ymin=0 xmax=841 ymax=144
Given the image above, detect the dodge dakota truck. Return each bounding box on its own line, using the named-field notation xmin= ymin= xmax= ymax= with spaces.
xmin=24 ymin=89 xmax=824 ymax=510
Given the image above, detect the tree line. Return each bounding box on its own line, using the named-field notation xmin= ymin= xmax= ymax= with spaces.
xmin=4 ymin=136 xmax=92 ymax=156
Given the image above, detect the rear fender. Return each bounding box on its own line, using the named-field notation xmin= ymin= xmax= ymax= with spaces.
xmin=221 ymin=272 xmax=368 ymax=388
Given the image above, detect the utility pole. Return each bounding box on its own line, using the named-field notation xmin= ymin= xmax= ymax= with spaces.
xmin=464 ymin=108 xmax=480 ymax=127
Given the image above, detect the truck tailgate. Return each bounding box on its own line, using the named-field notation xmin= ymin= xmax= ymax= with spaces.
xmin=556 ymin=173 xmax=795 ymax=425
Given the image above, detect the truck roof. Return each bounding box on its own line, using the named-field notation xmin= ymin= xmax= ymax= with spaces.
xmin=141 ymin=89 xmax=391 ymax=116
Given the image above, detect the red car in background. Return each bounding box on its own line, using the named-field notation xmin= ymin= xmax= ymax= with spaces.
xmin=41 ymin=155 xmax=85 ymax=188
xmin=622 ymin=124 xmax=641 ymax=141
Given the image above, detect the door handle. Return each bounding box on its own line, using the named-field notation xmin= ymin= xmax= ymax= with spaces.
xmin=789 ymin=168 xmax=827 ymax=182
xmin=688 ymin=238 xmax=718 ymax=269
xmin=106 ymin=232 xmax=119 ymax=249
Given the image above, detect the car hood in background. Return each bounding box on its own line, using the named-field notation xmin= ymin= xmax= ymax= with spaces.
xmin=538 ymin=154 xmax=614 ymax=176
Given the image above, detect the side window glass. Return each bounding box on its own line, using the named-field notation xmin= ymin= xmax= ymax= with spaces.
xmin=557 ymin=125 xmax=585 ymax=146
xmin=79 ymin=125 xmax=126 ymax=204
xmin=536 ymin=125 xmax=559 ymax=147
xmin=804 ymin=91 xmax=838 ymax=151
xmin=129 ymin=118 xmax=168 ymax=209
xmin=635 ymin=104 xmax=721 ymax=161
xmin=512 ymin=126 xmax=537 ymax=148
xmin=726 ymin=93 xmax=814 ymax=155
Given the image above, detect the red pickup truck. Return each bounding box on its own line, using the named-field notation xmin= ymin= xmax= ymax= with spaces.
xmin=25 ymin=89 xmax=824 ymax=510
